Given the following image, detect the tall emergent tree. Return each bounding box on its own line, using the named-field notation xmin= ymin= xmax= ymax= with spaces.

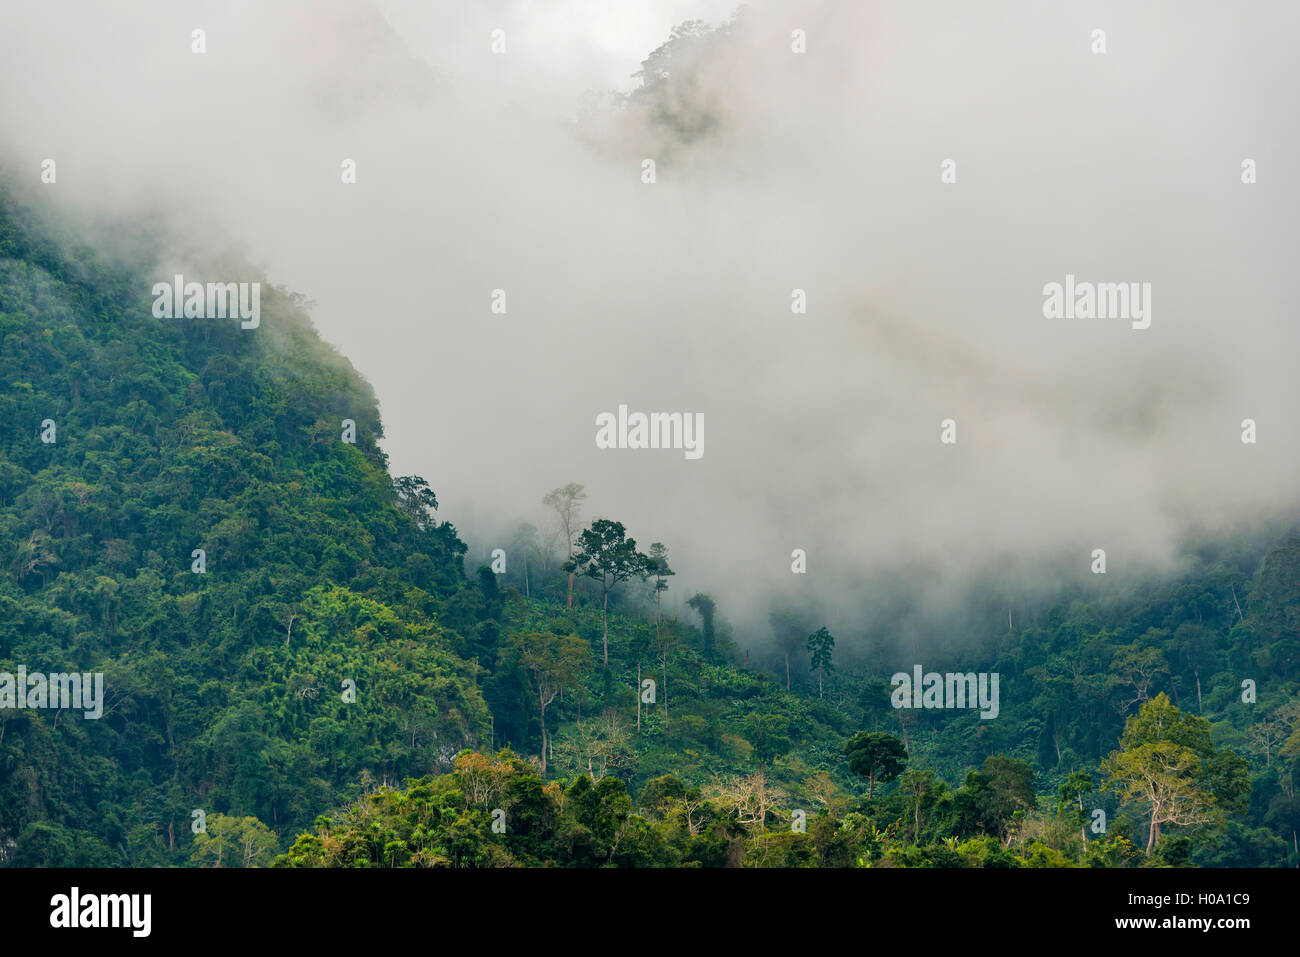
xmin=647 ymin=542 xmax=675 ymax=725
xmin=806 ymin=627 xmax=835 ymax=699
xmin=1102 ymin=693 xmax=1250 ymax=855
xmin=511 ymin=522 xmax=540 ymax=599
xmin=686 ymin=593 xmax=716 ymax=660
xmin=769 ymin=609 xmax=809 ymax=691
xmin=647 ymin=542 xmax=674 ymax=632
xmin=542 ymin=483 xmax=586 ymax=608
xmin=564 ymin=519 xmax=650 ymax=665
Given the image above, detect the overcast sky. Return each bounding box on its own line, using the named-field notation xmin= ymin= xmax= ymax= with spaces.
xmin=2 ymin=0 xmax=1297 ymax=650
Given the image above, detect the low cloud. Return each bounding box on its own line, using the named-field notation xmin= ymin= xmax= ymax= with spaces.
xmin=3 ymin=0 xmax=1297 ymax=650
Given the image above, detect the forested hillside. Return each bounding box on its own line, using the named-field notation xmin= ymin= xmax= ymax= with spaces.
xmin=1 ymin=187 xmax=1297 ymax=868
xmin=0 ymin=189 xmax=484 ymax=864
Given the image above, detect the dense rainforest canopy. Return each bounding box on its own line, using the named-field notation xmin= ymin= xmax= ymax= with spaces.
xmin=0 ymin=187 xmax=1297 ymax=868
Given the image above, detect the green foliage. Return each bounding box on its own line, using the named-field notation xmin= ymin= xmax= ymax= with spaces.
xmin=845 ymin=731 xmax=908 ymax=797
xmin=190 ymin=813 xmax=279 ymax=867
xmin=0 ymin=186 xmax=1287 ymax=869
xmin=1102 ymin=693 xmax=1250 ymax=855
xmin=0 ymin=192 xmax=484 ymax=865
xmin=953 ymin=755 xmax=1037 ymax=844
xmin=806 ymin=626 xmax=834 ymax=698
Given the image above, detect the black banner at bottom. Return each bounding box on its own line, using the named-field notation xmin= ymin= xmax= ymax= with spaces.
xmin=0 ymin=866 xmax=1283 ymax=943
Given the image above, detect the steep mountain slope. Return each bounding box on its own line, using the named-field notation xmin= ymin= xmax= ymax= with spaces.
xmin=0 ymin=189 xmax=486 ymax=865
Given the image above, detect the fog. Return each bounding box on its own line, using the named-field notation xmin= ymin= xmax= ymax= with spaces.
xmin=2 ymin=0 xmax=1297 ymax=652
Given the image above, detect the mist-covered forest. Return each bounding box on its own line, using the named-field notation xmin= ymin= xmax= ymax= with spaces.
xmin=1 ymin=2 xmax=1298 ymax=880
xmin=1 ymin=181 xmax=1297 ymax=869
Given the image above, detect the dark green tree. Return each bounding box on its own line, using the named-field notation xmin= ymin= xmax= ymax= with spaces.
xmin=686 ymin=593 xmax=716 ymax=659
xmin=806 ymin=627 xmax=835 ymax=699
xmin=393 ymin=475 xmax=439 ymax=528
xmin=955 ymin=755 xmax=1037 ymax=844
xmin=564 ymin=519 xmax=650 ymax=665
xmin=844 ymin=731 xmax=908 ymax=798
xmin=647 ymin=542 xmax=674 ymax=632
xmin=743 ymin=713 xmax=792 ymax=767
